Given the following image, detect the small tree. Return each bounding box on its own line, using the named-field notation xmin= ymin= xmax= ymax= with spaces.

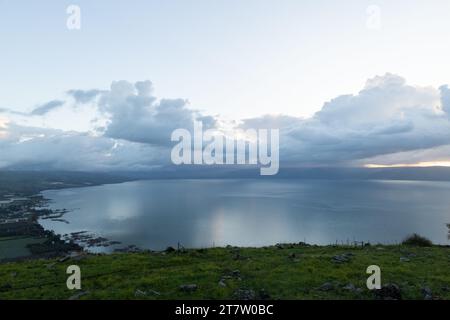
xmin=401 ymin=233 xmax=433 ymax=247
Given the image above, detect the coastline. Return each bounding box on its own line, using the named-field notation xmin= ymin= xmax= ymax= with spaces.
xmin=2 ymin=172 xmax=450 ymax=261
xmin=0 ymin=173 xmax=138 ymax=261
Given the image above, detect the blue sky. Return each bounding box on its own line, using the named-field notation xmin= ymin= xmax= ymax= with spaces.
xmin=2 ymin=0 xmax=450 ymax=119
xmin=1 ymin=1 xmax=450 ymax=171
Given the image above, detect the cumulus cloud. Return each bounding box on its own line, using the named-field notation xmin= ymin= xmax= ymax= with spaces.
xmin=0 ymin=79 xmax=216 ymax=170
xmin=1 ymin=74 xmax=450 ymax=171
xmin=0 ymin=123 xmax=168 ymax=171
xmin=243 ymin=73 xmax=450 ymax=166
xmin=99 ymin=80 xmax=217 ymax=146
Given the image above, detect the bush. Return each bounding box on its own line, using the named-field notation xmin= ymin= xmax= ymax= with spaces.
xmin=401 ymin=233 xmax=433 ymax=247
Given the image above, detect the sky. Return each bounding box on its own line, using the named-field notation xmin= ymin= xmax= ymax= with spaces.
xmin=2 ymin=0 xmax=450 ymax=118
xmin=1 ymin=1 xmax=450 ymax=171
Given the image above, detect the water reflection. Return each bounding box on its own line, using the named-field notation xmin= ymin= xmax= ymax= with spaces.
xmin=40 ymin=179 xmax=450 ymax=251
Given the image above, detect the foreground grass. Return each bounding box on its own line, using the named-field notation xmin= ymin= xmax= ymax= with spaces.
xmin=0 ymin=244 xmax=449 ymax=300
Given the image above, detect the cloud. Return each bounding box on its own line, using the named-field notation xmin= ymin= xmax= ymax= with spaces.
xmin=314 ymin=73 xmax=438 ymax=128
xmin=1 ymin=74 xmax=450 ymax=171
xmin=30 ymin=100 xmax=65 ymax=116
xmin=243 ymin=74 xmax=450 ymax=166
xmin=239 ymin=114 xmax=302 ymax=130
xmin=67 ymin=89 xmax=104 ymax=104
xmin=440 ymin=85 xmax=450 ymax=116
xmin=0 ymin=116 xmax=8 ymax=138
xmin=99 ymin=80 xmax=217 ymax=146
xmin=0 ymin=79 xmax=216 ymax=170
xmin=0 ymin=123 xmax=168 ymax=171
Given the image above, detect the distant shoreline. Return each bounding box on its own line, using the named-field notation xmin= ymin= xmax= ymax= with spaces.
xmin=2 ymin=171 xmax=450 ymax=261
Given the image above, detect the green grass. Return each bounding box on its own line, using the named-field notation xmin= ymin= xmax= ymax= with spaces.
xmin=0 ymin=236 xmax=46 ymax=260
xmin=0 ymin=244 xmax=449 ymax=300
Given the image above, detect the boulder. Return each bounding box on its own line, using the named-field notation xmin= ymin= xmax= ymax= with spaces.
xmin=318 ymin=282 xmax=334 ymax=291
xmin=332 ymin=253 xmax=353 ymax=263
xmin=421 ymin=287 xmax=433 ymax=300
xmin=233 ymin=289 xmax=256 ymax=300
xmin=343 ymin=283 xmax=357 ymax=291
xmin=374 ymin=284 xmax=402 ymax=300
xmin=179 ymin=284 xmax=198 ymax=293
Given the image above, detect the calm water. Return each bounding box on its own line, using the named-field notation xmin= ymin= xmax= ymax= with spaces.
xmin=40 ymin=179 xmax=450 ymax=251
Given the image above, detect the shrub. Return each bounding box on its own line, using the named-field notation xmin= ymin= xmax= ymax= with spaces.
xmin=401 ymin=233 xmax=433 ymax=247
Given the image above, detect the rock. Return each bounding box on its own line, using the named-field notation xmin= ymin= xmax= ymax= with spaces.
xmin=343 ymin=283 xmax=357 ymax=291
xmin=318 ymin=282 xmax=334 ymax=291
xmin=135 ymin=289 xmax=147 ymax=297
xmin=374 ymin=284 xmax=402 ymax=300
xmin=179 ymin=284 xmax=197 ymax=293
xmin=345 ymin=252 xmax=355 ymax=257
xmin=332 ymin=255 xmax=348 ymax=263
xmin=258 ymin=289 xmax=271 ymax=300
xmin=232 ymin=270 xmax=241 ymax=277
xmin=421 ymin=287 xmax=433 ymax=300
xmin=400 ymin=257 xmax=410 ymax=262
xmin=332 ymin=253 xmax=353 ymax=263
xmin=149 ymin=289 xmax=161 ymax=295
xmin=68 ymin=291 xmax=89 ymax=300
xmin=233 ymin=289 xmax=256 ymax=300
xmin=136 ymin=288 xmax=160 ymax=296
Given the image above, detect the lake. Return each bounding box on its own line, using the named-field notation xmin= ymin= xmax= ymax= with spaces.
xmin=39 ymin=179 xmax=450 ymax=251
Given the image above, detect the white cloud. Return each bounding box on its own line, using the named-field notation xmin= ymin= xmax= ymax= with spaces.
xmin=0 ymin=123 xmax=167 ymax=171
xmin=1 ymin=74 xmax=450 ymax=170
xmin=0 ymin=116 xmax=8 ymax=139
xmin=244 ymin=74 xmax=450 ymax=166
xmin=99 ymin=80 xmax=217 ymax=146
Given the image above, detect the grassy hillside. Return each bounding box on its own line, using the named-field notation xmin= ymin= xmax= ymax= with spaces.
xmin=0 ymin=244 xmax=448 ymax=300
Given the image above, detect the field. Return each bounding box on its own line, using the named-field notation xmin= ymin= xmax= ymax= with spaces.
xmin=0 ymin=244 xmax=448 ymax=300
xmin=0 ymin=236 xmax=46 ymax=260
